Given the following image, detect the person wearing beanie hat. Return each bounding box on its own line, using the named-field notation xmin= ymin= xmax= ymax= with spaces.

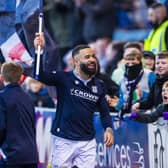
xmin=143 ymin=51 xmax=155 ymax=71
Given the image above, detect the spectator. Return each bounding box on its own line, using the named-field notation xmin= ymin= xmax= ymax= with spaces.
xmin=132 ymin=0 xmax=149 ymax=29
xmin=115 ymin=0 xmax=135 ymax=29
xmin=142 ymin=50 xmax=155 ymax=71
xmin=44 ymin=0 xmax=71 ymax=48
xmin=63 ymin=50 xmax=74 ymax=72
xmin=44 ymin=0 xmax=86 ymax=69
xmin=111 ymin=59 xmax=125 ymax=85
xmin=95 ymin=59 xmax=119 ymax=112
xmin=144 ymin=2 xmax=168 ymax=53
xmin=109 ymin=42 xmax=155 ymax=119
xmin=25 ymin=77 xmax=55 ymax=108
xmin=78 ymin=0 xmax=115 ymax=43
xmin=111 ymin=41 xmax=145 ymax=85
xmin=132 ymin=51 xmax=168 ymax=111
xmin=95 ymin=37 xmax=111 ymax=73
xmin=0 ymin=62 xmax=38 ymax=168
xmin=131 ymin=80 xmax=168 ymax=123
xmin=105 ymin=41 xmax=125 ymax=77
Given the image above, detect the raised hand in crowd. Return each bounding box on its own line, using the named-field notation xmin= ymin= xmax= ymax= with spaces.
xmin=132 ymin=102 xmax=140 ymax=112
xmin=106 ymin=95 xmax=119 ymax=108
xmin=131 ymin=86 xmax=142 ymax=112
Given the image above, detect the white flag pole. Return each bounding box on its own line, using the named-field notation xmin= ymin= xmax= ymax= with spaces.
xmin=35 ymin=2 xmax=43 ymax=80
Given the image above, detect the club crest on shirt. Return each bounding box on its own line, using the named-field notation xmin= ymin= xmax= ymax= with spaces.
xmin=92 ymin=86 xmax=98 ymax=93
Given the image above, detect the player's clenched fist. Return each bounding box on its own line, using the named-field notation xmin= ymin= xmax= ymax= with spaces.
xmin=34 ymin=32 xmax=45 ymax=50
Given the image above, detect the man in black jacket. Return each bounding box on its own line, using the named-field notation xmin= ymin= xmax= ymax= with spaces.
xmin=0 ymin=62 xmax=38 ymax=168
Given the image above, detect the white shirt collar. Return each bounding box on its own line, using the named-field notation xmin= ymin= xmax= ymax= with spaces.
xmin=73 ymin=70 xmax=92 ymax=86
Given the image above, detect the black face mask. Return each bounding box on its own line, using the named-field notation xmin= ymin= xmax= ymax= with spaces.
xmin=80 ymin=62 xmax=97 ymax=77
xmin=125 ymin=63 xmax=142 ymax=80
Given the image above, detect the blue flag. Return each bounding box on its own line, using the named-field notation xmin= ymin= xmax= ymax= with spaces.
xmin=0 ymin=0 xmax=61 ymax=72
xmin=20 ymin=0 xmax=61 ymax=72
xmin=0 ymin=0 xmax=33 ymax=65
xmin=0 ymin=13 xmax=15 ymax=45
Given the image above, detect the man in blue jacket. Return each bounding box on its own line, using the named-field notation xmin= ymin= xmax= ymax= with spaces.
xmin=34 ymin=33 xmax=114 ymax=168
xmin=0 ymin=62 xmax=38 ymax=168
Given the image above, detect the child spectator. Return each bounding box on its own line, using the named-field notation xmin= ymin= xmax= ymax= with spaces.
xmin=133 ymin=51 xmax=168 ymax=111
xmin=131 ymin=80 xmax=168 ymax=123
xmin=25 ymin=77 xmax=55 ymax=108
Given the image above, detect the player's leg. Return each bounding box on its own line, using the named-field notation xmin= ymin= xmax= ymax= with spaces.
xmin=72 ymin=139 xmax=97 ymax=168
xmin=51 ymin=136 xmax=76 ymax=168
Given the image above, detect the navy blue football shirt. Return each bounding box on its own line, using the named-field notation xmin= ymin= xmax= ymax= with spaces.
xmin=38 ymin=69 xmax=112 ymax=140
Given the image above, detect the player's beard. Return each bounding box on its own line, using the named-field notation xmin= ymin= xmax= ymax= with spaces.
xmin=80 ymin=62 xmax=97 ymax=77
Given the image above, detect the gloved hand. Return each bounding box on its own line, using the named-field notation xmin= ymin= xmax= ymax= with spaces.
xmin=163 ymin=112 xmax=168 ymax=120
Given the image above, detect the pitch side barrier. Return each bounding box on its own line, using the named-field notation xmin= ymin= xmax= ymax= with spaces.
xmin=35 ymin=107 xmax=168 ymax=168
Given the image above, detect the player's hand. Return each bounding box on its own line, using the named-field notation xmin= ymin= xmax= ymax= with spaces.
xmin=104 ymin=127 xmax=114 ymax=147
xmin=132 ymin=102 xmax=140 ymax=112
xmin=34 ymin=32 xmax=45 ymax=50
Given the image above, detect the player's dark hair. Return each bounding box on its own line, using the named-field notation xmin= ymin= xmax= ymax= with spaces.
xmin=149 ymin=2 xmax=164 ymax=9
xmin=72 ymin=44 xmax=90 ymax=58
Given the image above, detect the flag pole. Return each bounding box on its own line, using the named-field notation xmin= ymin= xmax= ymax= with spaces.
xmin=35 ymin=0 xmax=43 ymax=80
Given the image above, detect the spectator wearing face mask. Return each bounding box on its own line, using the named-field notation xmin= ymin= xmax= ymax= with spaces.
xmin=108 ymin=42 xmax=155 ymax=119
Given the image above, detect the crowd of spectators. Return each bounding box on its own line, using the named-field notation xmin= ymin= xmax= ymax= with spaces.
xmin=2 ymin=1 xmax=168 ymax=168
xmin=1 ymin=0 xmax=168 ymax=119
xmin=39 ymin=0 xmax=168 ymax=122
